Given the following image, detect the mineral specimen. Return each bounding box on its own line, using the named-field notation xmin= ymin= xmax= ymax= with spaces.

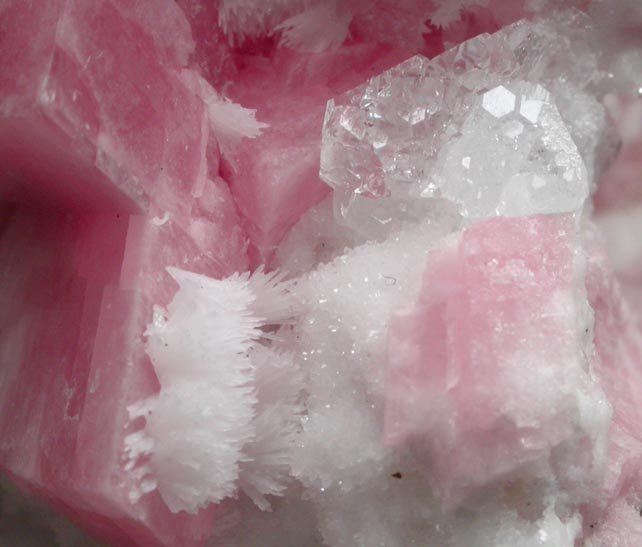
xmin=2 ymin=1 xmax=642 ymax=547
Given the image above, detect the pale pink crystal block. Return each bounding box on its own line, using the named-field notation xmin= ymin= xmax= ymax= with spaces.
xmin=385 ymin=215 xmax=608 ymax=508
xmin=0 ymin=0 xmax=208 ymax=216
xmin=226 ymin=78 xmax=330 ymax=264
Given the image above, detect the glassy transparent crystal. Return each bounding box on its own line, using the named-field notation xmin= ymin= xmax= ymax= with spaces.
xmin=320 ymin=16 xmax=595 ymax=237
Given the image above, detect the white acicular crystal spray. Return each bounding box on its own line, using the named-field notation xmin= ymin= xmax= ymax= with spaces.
xmin=126 ymin=267 xmax=301 ymax=514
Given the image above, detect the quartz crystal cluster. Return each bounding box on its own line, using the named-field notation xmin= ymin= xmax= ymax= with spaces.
xmin=320 ymin=17 xmax=599 ymax=237
xmin=2 ymin=1 xmax=642 ymax=547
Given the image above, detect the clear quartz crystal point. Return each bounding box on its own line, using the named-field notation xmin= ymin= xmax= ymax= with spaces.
xmin=320 ymin=18 xmax=592 ymax=237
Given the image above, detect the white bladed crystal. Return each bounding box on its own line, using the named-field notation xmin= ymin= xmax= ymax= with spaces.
xmin=320 ymin=17 xmax=598 ymax=237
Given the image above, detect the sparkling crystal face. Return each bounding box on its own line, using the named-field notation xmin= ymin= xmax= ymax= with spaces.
xmin=320 ymin=21 xmax=591 ymax=237
xmin=435 ymin=81 xmax=587 ymax=218
xmin=482 ymin=85 xmax=516 ymax=118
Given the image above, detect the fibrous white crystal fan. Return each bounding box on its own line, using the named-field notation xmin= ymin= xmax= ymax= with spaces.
xmin=181 ymin=70 xmax=268 ymax=156
xmin=218 ymin=0 xmax=350 ymax=53
xmin=238 ymin=345 xmax=304 ymax=510
xmin=320 ymin=15 xmax=605 ymax=237
xmin=125 ymin=267 xmax=301 ymax=514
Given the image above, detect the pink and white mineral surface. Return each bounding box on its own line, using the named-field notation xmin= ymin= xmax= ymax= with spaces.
xmin=2 ymin=1 xmax=642 ymax=546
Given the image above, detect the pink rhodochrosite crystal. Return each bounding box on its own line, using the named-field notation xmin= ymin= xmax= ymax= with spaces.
xmin=2 ymin=1 xmax=642 ymax=546
xmin=0 ymin=0 xmax=253 ymax=545
xmin=0 ymin=203 xmax=246 ymax=546
xmin=0 ymin=0 xmax=202 ymax=213
xmin=385 ymin=215 xmax=610 ymax=508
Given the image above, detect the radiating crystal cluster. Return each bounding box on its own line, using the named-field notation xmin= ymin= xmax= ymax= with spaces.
xmin=320 ymin=16 xmax=600 ymax=237
xmin=130 ymin=268 xmax=301 ymax=514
